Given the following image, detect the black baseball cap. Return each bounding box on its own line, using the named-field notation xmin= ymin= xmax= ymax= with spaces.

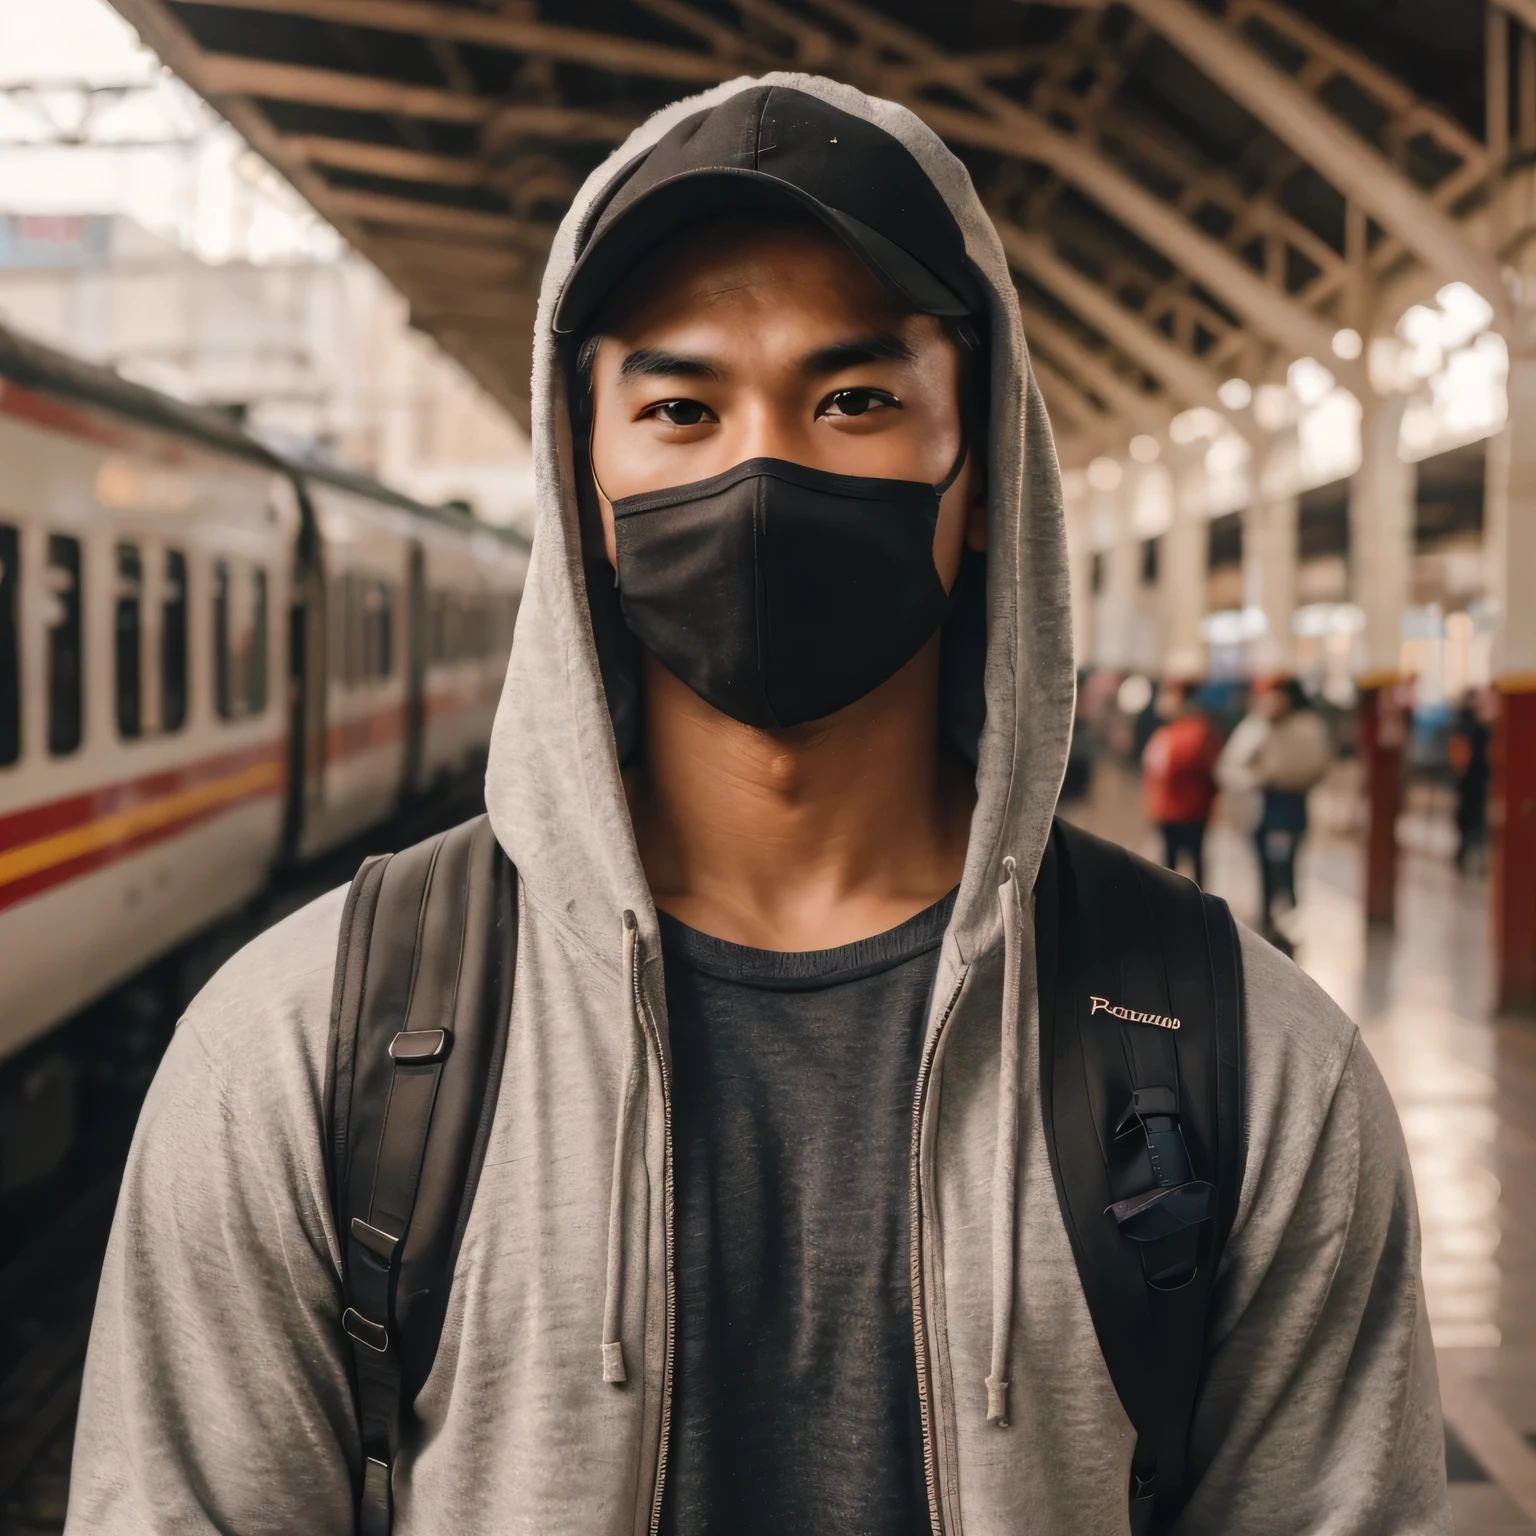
xmin=553 ymin=85 xmax=982 ymax=336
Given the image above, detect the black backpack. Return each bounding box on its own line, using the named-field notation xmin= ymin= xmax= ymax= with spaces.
xmin=327 ymin=814 xmax=1243 ymax=1536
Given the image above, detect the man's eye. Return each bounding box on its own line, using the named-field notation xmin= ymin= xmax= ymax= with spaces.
xmin=644 ymin=399 xmax=714 ymax=427
xmin=819 ymin=388 xmax=900 ymax=418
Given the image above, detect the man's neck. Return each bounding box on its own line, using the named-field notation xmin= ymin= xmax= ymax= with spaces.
xmin=626 ymin=646 xmax=974 ymax=951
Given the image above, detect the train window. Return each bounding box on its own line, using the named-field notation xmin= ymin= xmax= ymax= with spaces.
xmin=334 ymin=576 xmax=353 ymax=686
xmin=430 ymin=591 xmax=447 ymax=665
xmin=215 ymin=561 xmax=269 ymax=719
xmin=46 ymin=534 xmax=82 ymax=756
xmin=250 ymin=567 xmax=268 ymax=714
xmin=335 ymin=575 xmax=397 ymax=687
xmin=361 ymin=582 xmax=379 ymax=678
xmin=342 ymin=575 xmax=357 ymax=686
xmin=0 ymin=525 xmax=17 ymax=766
xmin=115 ymin=544 xmax=143 ymax=740
xmin=363 ymin=580 xmax=393 ymax=680
xmin=161 ymin=549 xmax=187 ymax=732
xmin=378 ymin=583 xmax=393 ymax=676
xmin=347 ymin=575 xmax=368 ymax=687
xmin=213 ymin=559 xmax=233 ymax=719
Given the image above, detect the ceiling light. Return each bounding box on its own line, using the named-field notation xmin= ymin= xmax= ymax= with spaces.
xmin=1087 ymin=456 xmax=1124 ymax=491
xmin=1128 ymin=434 xmax=1161 ymax=463
xmin=1435 ymin=282 xmax=1495 ymax=350
xmin=1287 ymin=356 xmax=1336 ymax=407
xmin=1217 ymin=377 xmax=1253 ymax=410
xmin=1331 ymin=327 xmax=1363 ymax=361
xmin=1205 ymin=434 xmax=1249 ymax=476
xmin=1169 ymin=407 xmax=1221 ymax=445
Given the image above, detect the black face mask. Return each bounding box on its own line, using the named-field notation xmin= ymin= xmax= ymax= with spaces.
xmin=607 ymin=447 xmax=967 ymax=729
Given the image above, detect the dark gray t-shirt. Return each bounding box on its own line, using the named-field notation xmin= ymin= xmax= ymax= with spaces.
xmin=656 ymin=890 xmax=957 ymax=1536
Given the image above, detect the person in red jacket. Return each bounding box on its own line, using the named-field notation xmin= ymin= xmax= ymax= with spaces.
xmin=1141 ymin=679 xmax=1224 ymax=887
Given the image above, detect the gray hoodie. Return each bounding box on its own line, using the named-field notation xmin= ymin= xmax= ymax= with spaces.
xmin=67 ymin=73 xmax=1449 ymax=1536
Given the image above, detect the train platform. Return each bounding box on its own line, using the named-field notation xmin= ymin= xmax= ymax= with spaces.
xmin=1067 ymin=762 xmax=1536 ymax=1535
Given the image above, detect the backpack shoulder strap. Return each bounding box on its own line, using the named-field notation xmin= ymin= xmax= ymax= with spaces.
xmin=326 ymin=813 xmax=518 ymax=1536
xmin=1035 ymin=818 xmax=1244 ymax=1536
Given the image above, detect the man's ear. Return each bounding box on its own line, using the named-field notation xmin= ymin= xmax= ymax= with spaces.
xmin=964 ymin=466 xmax=988 ymax=552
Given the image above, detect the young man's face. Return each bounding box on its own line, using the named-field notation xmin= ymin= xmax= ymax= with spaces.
xmin=586 ymin=214 xmax=986 ymax=590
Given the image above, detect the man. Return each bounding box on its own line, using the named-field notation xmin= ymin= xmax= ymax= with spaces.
xmin=68 ymin=76 xmax=1447 ymax=1535
xmin=1251 ymin=678 xmax=1333 ymax=953
xmin=1141 ymin=679 xmax=1223 ymax=887
xmin=1449 ymin=686 xmax=1493 ymax=875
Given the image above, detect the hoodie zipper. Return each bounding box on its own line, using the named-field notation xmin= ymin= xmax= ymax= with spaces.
xmin=910 ymin=970 xmax=967 ymax=1536
xmin=630 ymin=929 xmax=677 ymax=1536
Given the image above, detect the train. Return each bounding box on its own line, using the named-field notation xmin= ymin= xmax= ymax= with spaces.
xmin=0 ymin=320 xmax=530 ymax=1065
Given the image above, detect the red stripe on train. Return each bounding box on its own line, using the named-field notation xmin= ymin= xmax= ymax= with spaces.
xmin=4 ymin=695 xmax=484 ymax=856
xmin=325 ymin=703 xmax=404 ymax=763
xmin=1 ymin=692 xmax=495 ymax=913
xmin=0 ymin=771 xmax=283 ymax=916
xmin=0 ymin=379 xmax=129 ymax=451
xmin=0 ymin=740 xmax=286 ymax=855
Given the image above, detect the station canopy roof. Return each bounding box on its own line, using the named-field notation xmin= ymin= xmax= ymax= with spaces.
xmin=108 ymin=0 xmax=1509 ymax=460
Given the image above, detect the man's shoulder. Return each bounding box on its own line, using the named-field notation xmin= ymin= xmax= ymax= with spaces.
xmin=171 ymin=883 xmax=347 ymax=1113
xmin=1230 ymin=922 xmax=1396 ymax=1239
xmin=1236 ymin=921 xmax=1359 ymax=1102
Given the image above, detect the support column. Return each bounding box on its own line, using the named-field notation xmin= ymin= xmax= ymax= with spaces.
xmin=1244 ymin=432 xmax=1300 ymax=673
xmin=1162 ymin=454 xmax=1210 ymax=677
xmin=1350 ymin=393 xmax=1415 ymax=925
xmin=1062 ymin=478 xmax=1094 ymax=671
xmin=1487 ymin=340 xmax=1536 ymax=1012
xmin=1092 ymin=483 xmax=1140 ymax=670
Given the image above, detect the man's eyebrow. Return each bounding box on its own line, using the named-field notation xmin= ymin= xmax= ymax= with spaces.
xmin=618 ymin=347 xmax=723 ymax=381
xmin=801 ymin=331 xmax=917 ymax=376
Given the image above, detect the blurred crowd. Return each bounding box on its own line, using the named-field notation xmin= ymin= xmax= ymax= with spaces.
xmin=1062 ymin=668 xmax=1498 ymax=956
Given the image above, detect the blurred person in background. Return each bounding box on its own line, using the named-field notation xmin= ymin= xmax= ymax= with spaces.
xmin=1245 ymin=679 xmax=1332 ymax=955
xmin=1059 ymin=679 xmax=1095 ymax=802
xmin=1214 ymin=682 xmax=1267 ymax=842
xmin=1449 ymin=686 xmax=1494 ymax=875
xmin=1141 ymin=679 xmax=1223 ymax=887
xmin=1130 ymin=679 xmax=1162 ymax=759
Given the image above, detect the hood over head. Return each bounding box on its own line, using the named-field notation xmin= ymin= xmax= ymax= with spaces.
xmin=486 ymin=71 xmax=1074 ymax=971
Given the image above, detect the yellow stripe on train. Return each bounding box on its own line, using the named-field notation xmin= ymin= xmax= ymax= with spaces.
xmin=0 ymin=759 xmax=284 ymax=891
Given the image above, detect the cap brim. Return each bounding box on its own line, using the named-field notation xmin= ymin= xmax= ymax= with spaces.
xmin=553 ymin=168 xmax=977 ymax=336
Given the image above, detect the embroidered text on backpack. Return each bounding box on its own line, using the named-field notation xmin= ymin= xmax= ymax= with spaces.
xmin=1088 ymin=996 xmax=1181 ymax=1030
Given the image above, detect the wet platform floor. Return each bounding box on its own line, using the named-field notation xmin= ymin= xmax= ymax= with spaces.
xmin=1068 ymin=763 xmax=1536 ymax=1534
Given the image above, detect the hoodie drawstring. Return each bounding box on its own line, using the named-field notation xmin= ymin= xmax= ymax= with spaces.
xmin=602 ymin=911 xmax=643 ymax=1384
xmin=986 ymin=856 xmax=1027 ymax=1427
xmin=606 ymin=880 xmax=1031 ymax=1413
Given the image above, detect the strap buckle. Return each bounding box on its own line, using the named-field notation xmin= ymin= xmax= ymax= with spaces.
xmin=389 ymin=1028 xmax=451 ymax=1063
xmin=1106 ymin=1180 xmax=1216 ymax=1242
xmin=342 ymin=1306 xmax=389 ymax=1353
xmin=1114 ymin=1086 xmax=1179 ymax=1137
xmin=350 ymin=1216 xmax=402 ymax=1264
